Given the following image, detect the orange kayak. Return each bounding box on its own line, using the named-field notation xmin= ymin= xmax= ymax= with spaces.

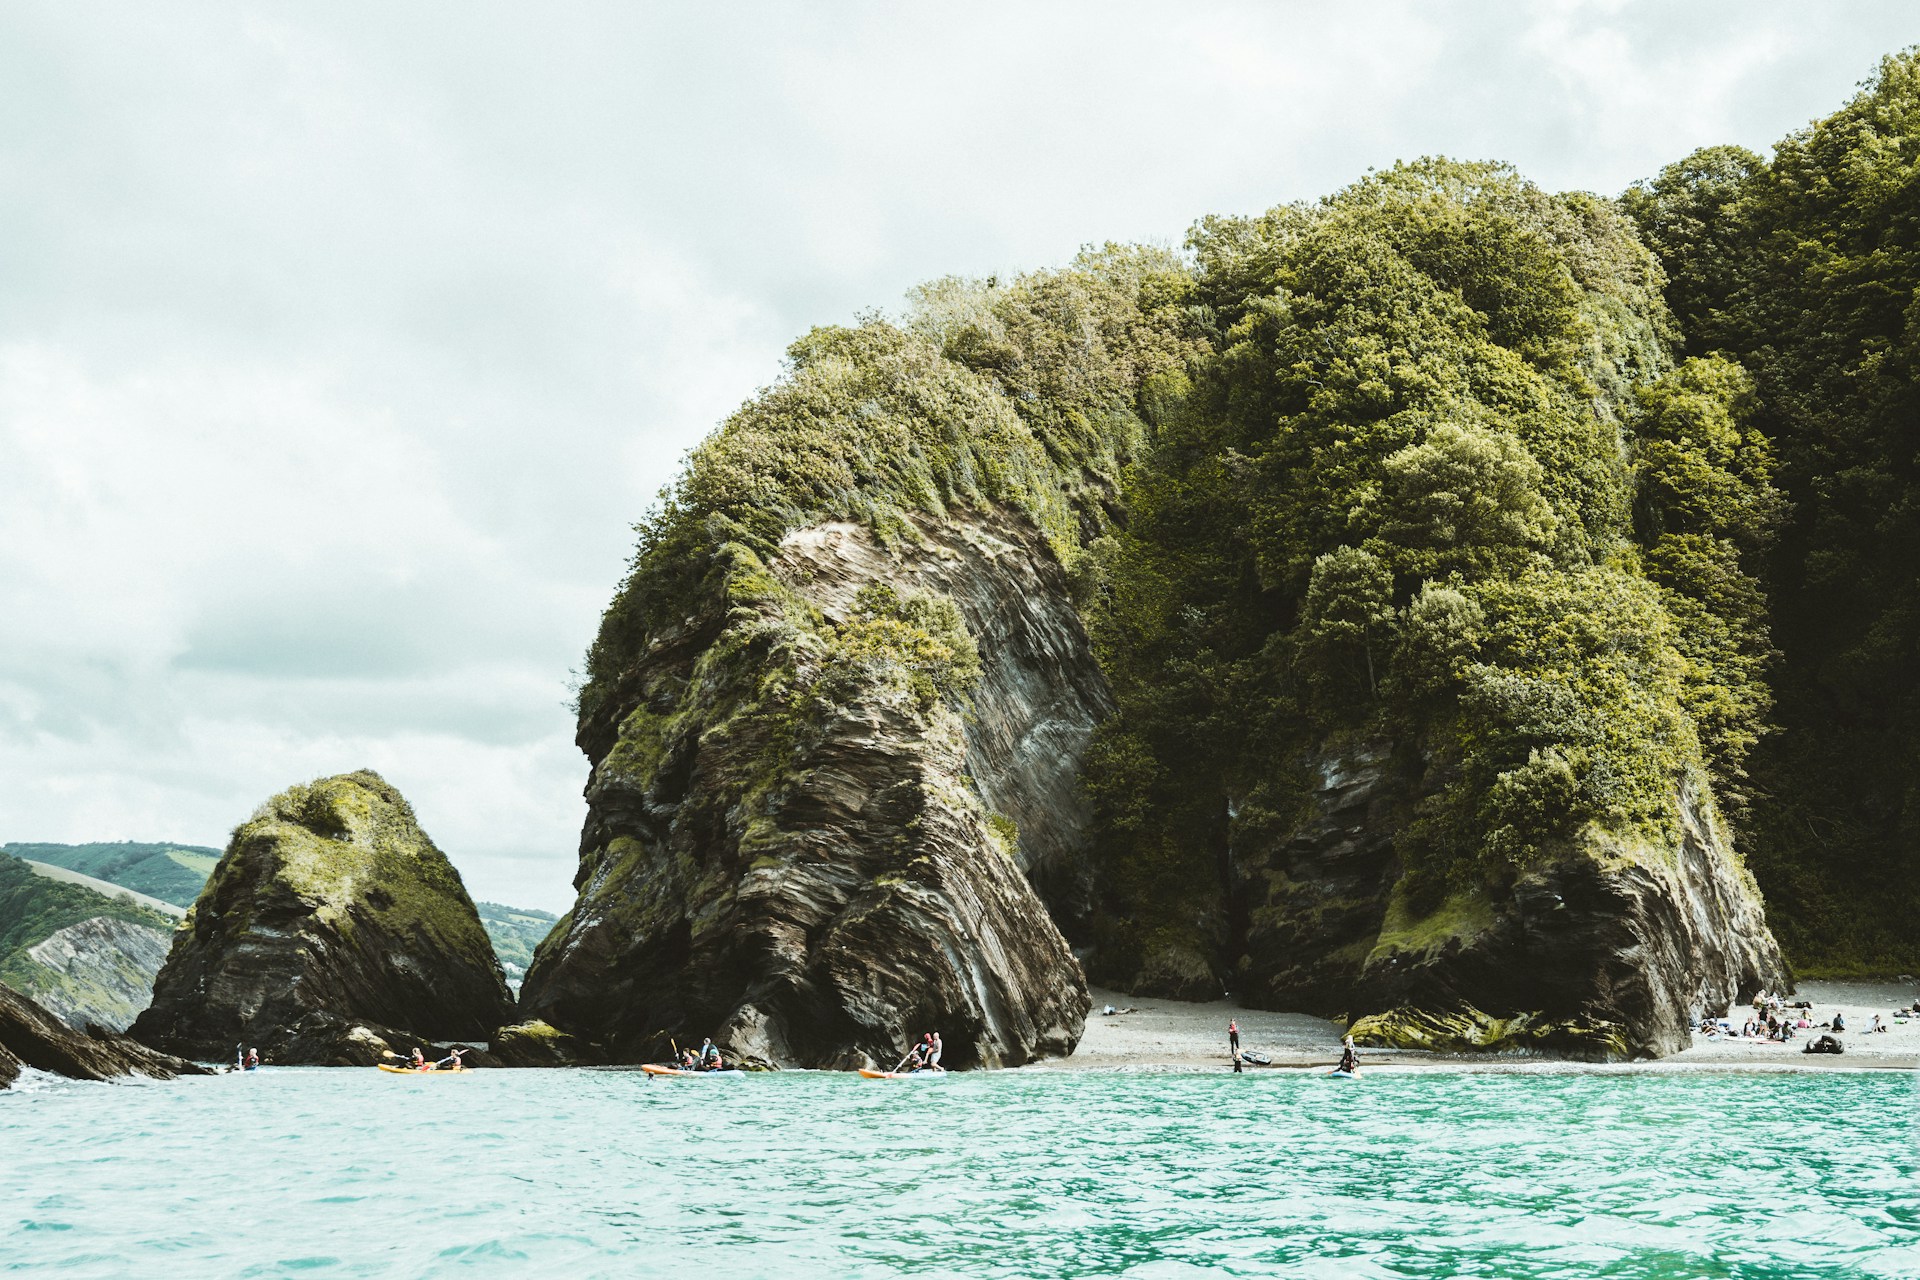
xmin=857 ymin=1068 xmax=947 ymax=1079
xmin=376 ymin=1063 xmax=465 ymax=1074
xmin=641 ymin=1064 xmax=743 ymax=1078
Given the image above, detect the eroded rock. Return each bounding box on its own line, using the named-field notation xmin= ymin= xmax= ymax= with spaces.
xmin=0 ymin=981 xmax=206 ymax=1089
xmin=522 ymin=510 xmax=1094 ymax=1069
xmin=132 ymin=770 xmax=515 ymax=1061
xmin=16 ymin=915 xmax=173 ymax=1033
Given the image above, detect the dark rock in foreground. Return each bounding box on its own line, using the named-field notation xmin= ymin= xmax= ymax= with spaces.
xmin=522 ymin=511 xmax=1094 ymax=1069
xmin=0 ymin=981 xmax=206 ymax=1089
xmin=133 ymin=771 xmax=515 ymax=1061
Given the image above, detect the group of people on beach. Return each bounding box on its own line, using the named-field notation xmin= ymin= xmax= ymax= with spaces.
xmin=1226 ymin=1017 xmax=1361 ymax=1075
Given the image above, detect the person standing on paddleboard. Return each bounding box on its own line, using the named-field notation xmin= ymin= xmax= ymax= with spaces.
xmin=926 ymin=1032 xmax=943 ymax=1071
xmin=1337 ymin=1035 xmax=1358 ymax=1075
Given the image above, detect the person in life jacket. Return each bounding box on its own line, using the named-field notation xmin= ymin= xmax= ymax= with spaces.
xmin=1337 ymin=1036 xmax=1359 ymax=1074
xmin=699 ymin=1038 xmax=722 ymax=1070
xmin=246 ymin=1047 xmax=260 ymax=1071
xmin=926 ymin=1031 xmax=943 ymax=1071
xmin=410 ymin=1047 xmax=430 ymax=1071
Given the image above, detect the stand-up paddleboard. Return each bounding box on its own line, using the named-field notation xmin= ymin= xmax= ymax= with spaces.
xmin=376 ymin=1063 xmax=465 ymax=1075
xmin=1328 ymin=1069 xmax=1359 ymax=1079
xmin=641 ymin=1064 xmax=744 ymax=1078
xmin=858 ymin=1068 xmax=948 ymax=1079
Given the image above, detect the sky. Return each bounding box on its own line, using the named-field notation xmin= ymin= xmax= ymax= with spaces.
xmin=2 ymin=3 xmax=1915 ymax=911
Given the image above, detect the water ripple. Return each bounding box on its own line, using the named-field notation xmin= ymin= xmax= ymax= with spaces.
xmin=1 ymin=1068 xmax=1914 ymax=1277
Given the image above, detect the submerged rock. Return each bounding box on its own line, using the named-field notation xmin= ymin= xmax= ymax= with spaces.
xmin=521 ymin=510 xmax=1094 ymax=1069
xmin=15 ymin=915 xmax=173 ymax=1034
xmin=132 ymin=770 xmax=515 ymax=1061
xmin=0 ymin=981 xmax=206 ymax=1089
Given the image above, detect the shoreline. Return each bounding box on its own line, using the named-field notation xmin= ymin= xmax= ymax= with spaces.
xmin=1021 ymin=981 xmax=1920 ymax=1074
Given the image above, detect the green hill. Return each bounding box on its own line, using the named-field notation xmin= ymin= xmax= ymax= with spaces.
xmin=474 ymin=901 xmax=559 ymax=982
xmin=0 ymin=854 xmax=177 ymax=1029
xmin=3 ymin=842 xmax=219 ymax=909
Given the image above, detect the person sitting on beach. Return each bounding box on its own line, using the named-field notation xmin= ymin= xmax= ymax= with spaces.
xmin=1868 ymin=1014 xmax=1885 ymax=1034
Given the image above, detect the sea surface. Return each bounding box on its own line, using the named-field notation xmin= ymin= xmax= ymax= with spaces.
xmin=3 ymin=1065 xmax=1915 ymax=1278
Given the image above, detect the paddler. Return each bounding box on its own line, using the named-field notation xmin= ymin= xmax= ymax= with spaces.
xmin=410 ymin=1047 xmax=430 ymax=1072
xmin=434 ymin=1047 xmax=467 ymax=1071
xmin=1337 ymin=1035 xmax=1359 ymax=1075
xmin=699 ymin=1038 xmax=723 ymax=1071
xmin=926 ymin=1031 xmax=944 ymax=1071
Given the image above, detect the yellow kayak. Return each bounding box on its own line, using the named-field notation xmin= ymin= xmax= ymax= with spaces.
xmin=376 ymin=1063 xmax=465 ymax=1074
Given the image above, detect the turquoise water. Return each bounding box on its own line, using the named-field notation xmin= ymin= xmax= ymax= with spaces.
xmin=3 ymin=1067 xmax=1916 ymax=1278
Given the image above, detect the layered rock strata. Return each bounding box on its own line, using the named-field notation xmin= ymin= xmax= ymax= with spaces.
xmin=0 ymin=981 xmax=205 ymax=1090
xmin=132 ymin=770 xmax=515 ymax=1061
xmin=18 ymin=915 xmax=173 ymax=1033
xmin=1238 ymin=748 xmax=1786 ymax=1058
xmin=521 ymin=510 xmax=1096 ymax=1069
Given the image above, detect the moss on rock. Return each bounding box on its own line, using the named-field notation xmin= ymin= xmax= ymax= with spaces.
xmin=132 ymin=770 xmax=515 ymax=1060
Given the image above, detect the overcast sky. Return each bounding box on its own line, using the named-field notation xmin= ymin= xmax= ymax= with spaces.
xmin=2 ymin=3 xmax=1914 ymax=910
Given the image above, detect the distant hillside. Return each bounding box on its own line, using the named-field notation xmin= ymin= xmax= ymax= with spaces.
xmin=0 ymin=854 xmax=176 ymax=1030
xmin=9 ymin=843 xmax=557 ymax=988
xmin=4 ymin=842 xmax=219 ymax=909
xmin=475 ymin=901 xmax=559 ymax=984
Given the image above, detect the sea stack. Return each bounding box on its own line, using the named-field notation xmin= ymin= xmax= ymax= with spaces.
xmin=132 ymin=770 xmax=514 ymax=1061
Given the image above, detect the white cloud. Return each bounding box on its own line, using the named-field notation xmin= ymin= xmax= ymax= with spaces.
xmin=1 ymin=2 xmax=1916 ymax=909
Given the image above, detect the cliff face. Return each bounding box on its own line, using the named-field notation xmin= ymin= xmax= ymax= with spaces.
xmin=521 ymin=509 xmax=1095 ymax=1069
xmin=132 ymin=771 xmax=515 ymax=1061
xmin=1238 ymin=748 xmax=1785 ymax=1058
xmin=16 ymin=916 xmax=172 ymax=1033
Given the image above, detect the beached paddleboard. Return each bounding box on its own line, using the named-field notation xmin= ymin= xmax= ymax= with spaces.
xmin=641 ymin=1064 xmax=743 ymax=1078
xmin=857 ymin=1068 xmax=948 ymax=1079
xmin=376 ymin=1063 xmax=466 ymax=1075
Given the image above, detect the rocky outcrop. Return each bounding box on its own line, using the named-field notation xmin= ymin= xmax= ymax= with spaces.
xmin=491 ymin=1019 xmax=597 ymax=1067
xmin=0 ymin=980 xmax=206 ymax=1090
xmin=132 ymin=770 xmax=516 ymax=1061
xmin=259 ymin=1011 xmax=496 ymax=1068
xmin=770 ymin=516 xmax=1113 ymax=923
xmin=521 ymin=509 xmax=1095 ymax=1069
xmin=16 ymin=915 xmax=173 ymax=1033
xmin=1238 ymin=747 xmax=1786 ymax=1059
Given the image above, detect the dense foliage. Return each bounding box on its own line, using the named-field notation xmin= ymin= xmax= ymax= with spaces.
xmin=1072 ymin=162 xmax=1775 ymax=988
xmin=585 ymin=55 xmax=1920 ymax=990
xmin=1623 ymin=50 xmax=1920 ymax=972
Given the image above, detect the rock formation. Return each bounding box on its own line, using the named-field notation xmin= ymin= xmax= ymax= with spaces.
xmin=16 ymin=915 xmax=173 ymax=1033
xmin=0 ymin=981 xmax=205 ymax=1090
xmin=132 ymin=770 xmax=515 ymax=1061
xmin=1239 ymin=749 xmax=1785 ymax=1058
xmin=520 ymin=508 xmax=1096 ymax=1069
